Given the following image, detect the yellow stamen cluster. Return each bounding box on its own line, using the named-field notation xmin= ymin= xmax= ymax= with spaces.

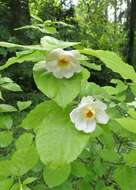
xmin=58 ymin=55 xmax=70 ymax=67
xmin=83 ymin=107 xmax=95 ymax=120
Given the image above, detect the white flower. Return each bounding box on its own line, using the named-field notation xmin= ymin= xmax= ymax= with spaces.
xmin=45 ymin=48 xmax=82 ymax=78
xmin=70 ymin=96 xmax=109 ymax=133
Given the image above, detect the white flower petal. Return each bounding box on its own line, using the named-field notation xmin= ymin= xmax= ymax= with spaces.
xmin=69 ymin=50 xmax=81 ymax=59
xmin=75 ymin=119 xmax=88 ymax=131
xmin=46 ymin=48 xmax=64 ymax=61
xmin=72 ymin=63 xmax=82 ymax=73
xmin=93 ymin=100 xmax=107 ymax=110
xmin=45 ymin=60 xmax=58 ymax=71
xmin=80 ymin=96 xmax=95 ymax=105
xmin=70 ymin=108 xmax=79 ymax=123
xmin=96 ymin=110 xmax=109 ymax=124
xmin=84 ymin=119 xmax=96 ymax=133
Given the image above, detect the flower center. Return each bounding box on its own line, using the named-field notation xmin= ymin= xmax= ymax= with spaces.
xmin=83 ymin=107 xmax=95 ymax=120
xmin=58 ymin=55 xmax=70 ymax=67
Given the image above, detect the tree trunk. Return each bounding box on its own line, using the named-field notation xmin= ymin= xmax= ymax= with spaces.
xmin=127 ymin=0 xmax=136 ymax=66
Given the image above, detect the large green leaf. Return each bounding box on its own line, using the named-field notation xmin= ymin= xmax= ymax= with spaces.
xmin=114 ymin=166 xmax=136 ymax=190
xmin=10 ymin=144 xmax=39 ymax=176
xmin=40 ymin=36 xmax=79 ymax=51
xmin=116 ymin=117 xmax=136 ymax=133
xmin=33 ymin=62 xmax=82 ymax=107
xmin=43 ymin=165 xmax=71 ymax=187
xmin=81 ymin=49 xmax=136 ymax=82
xmin=21 ymin=101 xmax=59 ymax=132
xmin=35 ymin=101 xmax=90 ymax=166
xmin=16 ymin=133 xmax=34 ymax=149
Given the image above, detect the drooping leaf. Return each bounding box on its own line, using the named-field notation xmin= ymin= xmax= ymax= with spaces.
xmin=33 ymin=62 xmax=82 ymax=107
xmin=0 ymin=41 xmax=44 ymax=50
xmin=0 ymin=50 xmax=45 ymax=71
xmin=34 ymin=101 xmax=90 ymax=166
xmin=81 ymin=49 xmax=136 ymax=82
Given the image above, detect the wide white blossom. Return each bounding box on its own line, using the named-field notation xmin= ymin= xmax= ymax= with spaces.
xmin=45 ymin=48 xmax=82 ymax=78
xmin=70 ymin=96 xmax=109 ymax=133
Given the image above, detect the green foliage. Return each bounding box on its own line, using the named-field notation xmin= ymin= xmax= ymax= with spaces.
xmin=33 ymin=62 xmax=82 ymax=107
xmin=0 ymin=131 xmax=13 ymax=148
xmin=114 ymin=166 xmax=136 ymax=190
xmin=0 ymin=18 xmax=136 ymax=189
xmin=43 ymin=165 xmax=71 ymax=187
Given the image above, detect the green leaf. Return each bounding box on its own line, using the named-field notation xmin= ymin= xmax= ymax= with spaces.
xmin=81 ymin=49 xmax=136 ymax=82
xmin=0 ymin=104 xmax=17 ymax=112
xmin=21 ymin=101 xmax=53 ymax=132
xmin=0 ymin=50 xmax=45 ymax=71
xmin=77 ymin=180 xmax=92 ymax=190
xmin=35 ymin=101 xmax=90 ymax=166
xmin=80 ymin=82 xmax=110 ymax=100
xmin=0 ymin=41 xmax=44 ymax=50
xmin=51 ymin=182 xmax=73 ymax=190
xmin=23 ymin=177 xmax=37 ymax=185
xmin=0 ymin=161 xmax=12 ymax=177
xmin=33 ymin=184 xmax=47 ymax=190
xmin=17 ymin=101 xmax=32 ymax=111
xmin=1 ymin=83 xmax=22 ymax=92
xmin=11 ymin=144 xmax=39 ymax=176
xmin=43 ymin=165 xmax=71 ymax=187
xmin=0 ymin=178 xmax=13 ymax=190
xmin=124 ymin=150 xmax=136 ymax=166
xmin=31 ymin=14 xmax=43 ymax=22
xmin=33 ymin=62 xmax=82 ymax=107
xmin=0 ymin=114 xmax=13 ymax=129
xmin=0 ymin=131 xmax=13 ymax=148
xmin=98 ymin=149 xmax=120 ymax=162
xmin=71 ymin=160 xmax=87 ymax=177
xmin=114 ymin=166 xmax=136 ymax=190
xmin=16 ymin=133 xmax=34 ymax=149
xmin=40 ymin=36 xmax=79 ymax=51
xmin=116 ymin=117 xmax=136 ymax=133
xmin=81 ymin=62 xmax=101 ymax=71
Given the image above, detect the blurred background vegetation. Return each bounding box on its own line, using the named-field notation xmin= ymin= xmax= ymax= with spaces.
xmin=0 ymin=0 xmax=136 ymax=102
